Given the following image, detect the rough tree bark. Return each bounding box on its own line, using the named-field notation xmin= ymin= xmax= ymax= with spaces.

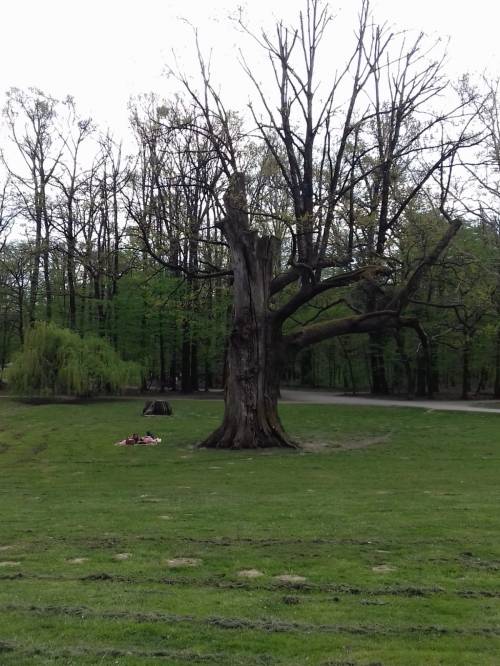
xmin=200 ymin=174 xmax=295 ymax=449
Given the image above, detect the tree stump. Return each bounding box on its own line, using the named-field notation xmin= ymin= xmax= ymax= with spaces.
xmin=142 ymin=400 xmax=173 ymax=416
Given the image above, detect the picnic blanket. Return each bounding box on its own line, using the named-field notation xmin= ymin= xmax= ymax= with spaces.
xmin=115 ymin=434 xmax=162 ymax=447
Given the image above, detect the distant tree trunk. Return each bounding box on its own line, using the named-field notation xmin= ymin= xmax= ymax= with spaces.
xmin=327 ymin=343 xmax=335 ymax=388
xmin=181 ymin=319 xmax=192 ymax=393
xmin=394 ymin=331 xmax=413 ymax=396
xmin=415 ymin=348 xmax=427 ymax=398
xmin=299 ymin=348 xmax=314 ymax=386
xmin=80 ymin=270 xmax=88 ymax=332
xmin=190 ymin=339 xmax=199 ymax=391
xmin=42 ymin=214 xmax=52 ymax=321
xmin=158 ymin=312 xmax=167 ymax=393
xmin=17 ymin=286 xmax=24 ymax=344
xmin=43 ymin=253 xmax=52 ymax=320
xmin=204 ymin=358 xmax=213 ymax=391
xmin=203 ymin=285 xmax=214 ymax=391
xmin=0 ymin=306 xmax=11 ymax=375
xmin=67 ymin=235 xmax=77 ymax=330
xmin=461 ymin=335 xmax=471 ymax=400
xmin=94 ymin=277 xmax=105 ymax=334
xmin=339 ymin=338 xmax=357 ymax=395
xmin=474 ymin=366 xmax=487 ymax=396
xmin=169 ymin=350 xmax=178 ymax=391
xmin=368 ymin=331 xmax=389 ymax=394
xmin=429 ymin=341 xmax=440 ymax=396
xmin=29 ymin=212 xmax=42 ymax=324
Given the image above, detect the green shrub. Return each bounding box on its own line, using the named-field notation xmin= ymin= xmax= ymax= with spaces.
xmin=7 ymin=322 xmax=140 ymax=397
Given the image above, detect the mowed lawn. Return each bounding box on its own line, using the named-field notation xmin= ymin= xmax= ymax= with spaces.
xmin=0 ymin=398 xmax=500 ymax=665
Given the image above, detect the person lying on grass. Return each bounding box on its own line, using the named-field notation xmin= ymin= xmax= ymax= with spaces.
xmin=115 ymin=431 xmax=161 ymax=446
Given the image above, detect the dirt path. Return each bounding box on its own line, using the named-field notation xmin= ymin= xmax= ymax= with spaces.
xmin=280 ymin=390 xmax=500 ymax=414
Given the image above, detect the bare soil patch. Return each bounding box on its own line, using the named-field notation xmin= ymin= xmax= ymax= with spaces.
xmin=301 ymin=435 xmax=390 ymax=453
xmin=274 ymin=574 xmax=307 ymax=583
xmin=372 ymin=565 xmax=397 ymax=573
xmin=166 ymin=558 xmax=202 ymax=568
xmin=237 ymin=569 xmax=264 ymax=578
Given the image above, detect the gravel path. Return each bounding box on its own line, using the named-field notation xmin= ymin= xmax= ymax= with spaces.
xmin=280 ymin=389 xmax=500 ymax=414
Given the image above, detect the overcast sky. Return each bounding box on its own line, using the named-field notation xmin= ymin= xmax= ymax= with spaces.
xmin=0 ymin=0 xmax=498 ymax=134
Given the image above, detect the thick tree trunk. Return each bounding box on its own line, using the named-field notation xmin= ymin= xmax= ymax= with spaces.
xmin=201 ymin=331 xmax=293 ymax=449
xmin=199 ymin=174 xmax=295 ymax=450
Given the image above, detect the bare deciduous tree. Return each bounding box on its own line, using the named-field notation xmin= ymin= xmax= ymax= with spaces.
xmin=175 ymin=0 xmax=481 ymax=448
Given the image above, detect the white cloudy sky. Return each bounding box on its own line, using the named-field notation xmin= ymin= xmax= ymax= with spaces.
xmin=0 ymin=0 xmax=498 ymax=133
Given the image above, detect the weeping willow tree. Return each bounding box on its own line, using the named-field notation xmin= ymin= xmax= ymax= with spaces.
xmin=8 ymin=322 xmax=139 ymax=397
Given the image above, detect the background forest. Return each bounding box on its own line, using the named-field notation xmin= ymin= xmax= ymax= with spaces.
xmin=1 ymin=6 xmax=500 ymax=401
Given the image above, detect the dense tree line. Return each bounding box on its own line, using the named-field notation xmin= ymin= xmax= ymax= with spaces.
xmin=1 ymin=1 xmax=500 ymax=444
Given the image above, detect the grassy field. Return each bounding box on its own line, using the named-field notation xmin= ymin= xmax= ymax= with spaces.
xmin=0 ymin=397 xmax=499 ymax=665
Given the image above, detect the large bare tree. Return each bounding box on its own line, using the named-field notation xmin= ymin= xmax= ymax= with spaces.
xmin=146 ymin=0 xmax=481 ymax=448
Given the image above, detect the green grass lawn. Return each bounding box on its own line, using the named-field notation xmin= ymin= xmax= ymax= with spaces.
xmin=0 ymin=397 xmax=500 ymax=665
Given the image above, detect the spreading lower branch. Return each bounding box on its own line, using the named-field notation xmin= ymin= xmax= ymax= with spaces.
xmin=273 ymin=264 xmax=389 ymax=324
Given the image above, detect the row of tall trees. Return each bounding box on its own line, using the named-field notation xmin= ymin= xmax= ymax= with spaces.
xmin=0 ymin=90 xmax=230 ymax=391
xmin=2 ymin=0 xmax=500 ymax=446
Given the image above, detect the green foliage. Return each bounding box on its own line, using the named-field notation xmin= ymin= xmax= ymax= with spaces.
xmin=7 ymin=322 xmax=139 ymax=397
